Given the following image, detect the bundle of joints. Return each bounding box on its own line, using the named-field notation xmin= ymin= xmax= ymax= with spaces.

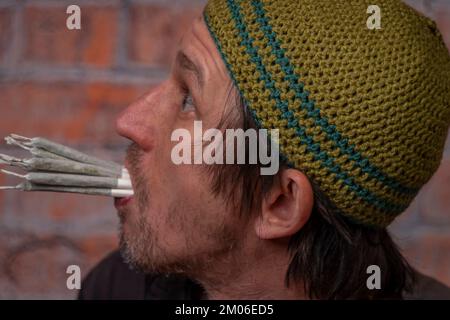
xmin=0 ymin=134 xmax=133 ymax=197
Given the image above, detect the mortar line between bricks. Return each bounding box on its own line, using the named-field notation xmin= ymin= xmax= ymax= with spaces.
xmin=390 ymin=225 xmax=450 ymax=241
xmin=19 ymin=0 xmax=207 ymax=8
xmin=4 ymin=1 xmax=24 ymax=67
xmin=421 ymin=0 xmax=437 ymax=19
xmin=129 ymin=0 xmax=207 ymax=6
xmin=0 ymin=65 xmax=167 ymax=84
xmin=115 ymin=0 xmax=130 ymax=68
xmin=403 ymin=0 xmax=437 ymax=19
xmin=21 ymin=0 xmax=121 ymax=7
xmin=0 ymin=0 xmax=16 ymax=8
xmin=0 ymin=1 xmax=198 ymax=9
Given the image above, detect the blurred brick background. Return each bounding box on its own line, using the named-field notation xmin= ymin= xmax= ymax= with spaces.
xmin=0 ymin=0 xmax=449 ymax=299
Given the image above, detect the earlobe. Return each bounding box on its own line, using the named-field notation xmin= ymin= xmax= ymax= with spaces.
xmin=255 ymin=169 xmax=313 ymax=240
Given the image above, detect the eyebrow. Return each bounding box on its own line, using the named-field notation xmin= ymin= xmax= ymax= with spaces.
xmin=176 ymin=51 xmax=204 ymax=88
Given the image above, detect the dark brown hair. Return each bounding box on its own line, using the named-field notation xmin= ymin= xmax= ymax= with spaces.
xmin=206 ymin=85 xmax=416 ymax=299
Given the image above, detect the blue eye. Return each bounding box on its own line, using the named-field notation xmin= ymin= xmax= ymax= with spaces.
xmin=181 ymin=92 xmax=196 ymax=112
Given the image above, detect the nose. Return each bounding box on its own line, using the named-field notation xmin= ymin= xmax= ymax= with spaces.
xmin=116 ymin=89 xmax=158 ymax=151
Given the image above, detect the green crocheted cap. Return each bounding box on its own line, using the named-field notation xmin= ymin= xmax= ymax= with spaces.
xmin=203 ymin=0 xmax=450 ymax=227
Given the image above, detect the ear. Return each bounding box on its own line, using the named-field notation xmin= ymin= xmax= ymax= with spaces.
xmin=255 ymin=169 xmax=314 ymax=240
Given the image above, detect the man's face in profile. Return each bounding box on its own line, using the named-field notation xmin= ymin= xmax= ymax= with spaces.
xmin=115 ymin=16 xmax=248 ymax=276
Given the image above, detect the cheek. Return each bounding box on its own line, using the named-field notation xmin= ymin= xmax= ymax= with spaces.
xmin=171 ymin=165 xmax=232 ymax=233
xmin=152 ymin=162 xmax=223 ymax=223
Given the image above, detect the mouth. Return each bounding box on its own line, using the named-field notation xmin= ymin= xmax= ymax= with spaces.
xmin=115 ymin=163 xmax=134 ymax=209
xmin=114 ymin=195 xmax=134 ymax=209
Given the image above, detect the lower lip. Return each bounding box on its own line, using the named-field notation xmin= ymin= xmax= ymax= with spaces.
xmin=114 ymin=196 xmax=133 ymax=208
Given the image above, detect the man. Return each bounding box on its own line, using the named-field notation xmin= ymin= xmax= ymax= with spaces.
xmin=80 ymin=0 xmax=450 ymax=299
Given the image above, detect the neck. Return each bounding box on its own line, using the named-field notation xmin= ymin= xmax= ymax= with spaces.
xmin=191 ymin=239 xmax=307 ymax=300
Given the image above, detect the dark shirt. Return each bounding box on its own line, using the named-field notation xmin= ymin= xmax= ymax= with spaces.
xmin=78 ymin=250 xmax=203 ymax=300
xmin=78 ymin=250 xmax=450 ymax=300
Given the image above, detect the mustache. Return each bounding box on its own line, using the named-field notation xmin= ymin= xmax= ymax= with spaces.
xmin=126 ymin=142 xmax=142 ymax=175
xmin=125 ymin=143 xmax=149 ymax=212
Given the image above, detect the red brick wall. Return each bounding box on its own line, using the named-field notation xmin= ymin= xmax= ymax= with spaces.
xmin=0 ymin=0 xmax=449 ymax=299
xmin=386 ymin=0 xmax=450 ymax=291
xmin=0 ymin=0 xmax=204 ymax=299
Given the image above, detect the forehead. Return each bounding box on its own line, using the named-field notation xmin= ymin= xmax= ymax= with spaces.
xmin=176 ymin=15 xmax=231 ymax=86
xmin=179 ymin=15 xmax=208 ymax=49
xmin=177 ymin=16 xmax=208 ymax=67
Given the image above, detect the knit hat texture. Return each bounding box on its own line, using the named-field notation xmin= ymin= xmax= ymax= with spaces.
xmin=203 ymin=0 xmax=450 ymax=227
